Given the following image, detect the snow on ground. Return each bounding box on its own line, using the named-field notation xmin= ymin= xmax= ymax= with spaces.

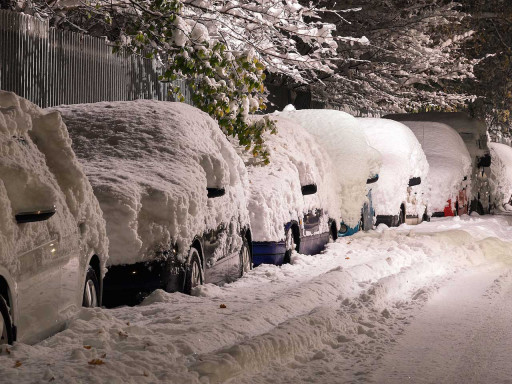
xmin=357 ymin=118 xmax=429 ymax=217
xmin=489 ymin=142 xmax=512 ymax=211
xmin=1 ymin=215 xmax=511 ymax=383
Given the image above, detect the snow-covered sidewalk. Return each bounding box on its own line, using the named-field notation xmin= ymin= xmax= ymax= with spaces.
xmin=0 ymin=216 xmax=511 ymax=384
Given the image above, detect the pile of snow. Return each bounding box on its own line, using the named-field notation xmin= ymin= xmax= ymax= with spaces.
xmin=357 ymin=118 xmax=429 ymax=217
xmin=1 ymin=216 xmax=511 ymax=383
xmin=278 ymin=108 xmax=381 ymax=227
xmin=243 ymin=115 xmax=341 ymax=241
xmin=489 ymin=142 xmax=512 ymax=211
xmin=0 ymin=91 xmax=108 ymax=276
xmin=401 ymin=121 xmax=472 ymax=212
xmin=55 ymin=100 xmax=249 ymax=266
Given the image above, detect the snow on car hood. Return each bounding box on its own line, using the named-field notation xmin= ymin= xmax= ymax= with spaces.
xmin=358 ymin=118 xmax=429 ymax=217
xmin=55 ymin=100 xmax=249 ymax=266
xmin=243 ymin=115 xmax=341 ymax=242
xmin=404 ymin=121 xmax=472 ymax=212
xmin=0 ymin=91 xmax=108 ymax=276
xmin=278 ymin=109 xmax=382 ymax=227
xmin=489 ymin=142 xmax=512 ymax=210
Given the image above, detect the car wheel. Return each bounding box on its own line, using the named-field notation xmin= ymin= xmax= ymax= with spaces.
xmin=82 ymin=266 xmax=100 ymax=308
xmin=283 ymin=228 xmax=296 ymax=264
xmin=0 ymin=295 xmax=13 ymax=346
xmin=184 ymin=247 xmax=203 ymax=294
xmin=329 ymin=222 xmax=338 ymax=242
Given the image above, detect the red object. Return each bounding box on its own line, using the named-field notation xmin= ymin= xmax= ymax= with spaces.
xmin=443 ymin=189 xmax=468 ymax=216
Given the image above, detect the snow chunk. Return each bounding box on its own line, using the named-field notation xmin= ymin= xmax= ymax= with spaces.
xmin=54 ymin=100 xmax=249 ymax=266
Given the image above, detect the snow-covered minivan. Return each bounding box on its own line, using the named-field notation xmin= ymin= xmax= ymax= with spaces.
xmin=245 ymin=115 xmax=341 ymax=266
xmin=358 ymin=118 xmax=429 ymax=226
xmin=56 ymin=100 xmax=252 ymax=307
xmin=0 ymin=92 xmax=108 ymax=345
xmin=280 ymin=108 xmax=382 ymax=236
xmin=393 ymin=120 xmax=472 ymax=217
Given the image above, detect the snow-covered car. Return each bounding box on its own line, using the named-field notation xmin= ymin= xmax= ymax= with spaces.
xmin=0 ymin=92 xmax=108 ymax=345
xmin=390 ymin=120 xmax=472 ymax=217
xmin=279 ymin=108 xmax=382 ymax=236
xmin=385 ymin=112 xmax=490 ymax=214
xmin=245 ymin=115 xmax=341 ymax=266
xmin=489 ymin=142 xmax=512 ymax=212
xmin=55 ymin=100 xmax=251 ymax=307
xmin=357 ymin=118 xmax=429 ymax=226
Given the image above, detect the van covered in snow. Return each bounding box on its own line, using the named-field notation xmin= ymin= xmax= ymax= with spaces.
xmin=245 ymin=115 xmax=341 ymax=266
xmin=489 ymin=142 xmax=512 ymax=212
xmin=56 ymin=100 xmax=252 ymax=306
xmin=357 ymin=118 xmax=429 ymax=226
xmin=279 ymin=108 xmax=382 ymax=236
xmin=0 ymin=92 xmax=108 ymax=345
xmin=385 ymin=112 xmax=490 ymax=214
xmin=390 ymin=120 xmax=472 ymax=216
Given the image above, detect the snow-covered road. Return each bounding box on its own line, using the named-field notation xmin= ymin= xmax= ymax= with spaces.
xmin=1 ymin=215 xmax=511 ymax=384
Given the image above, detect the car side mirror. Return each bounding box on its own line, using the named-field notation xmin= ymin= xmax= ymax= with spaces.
xmin=366 ymin=175 xmax=379 ymax=184
xmin=408 ymin=177 xmax=421 ymax=187
xmin=15 ymin=206 xmax=56 ymax=224
xmin=301 ymin=184 xmax=318 ymax=195
xmin=477 ymin=154 xmax=491 ymax=168
xmin=207 ymin=188 xmax=226 ymax=198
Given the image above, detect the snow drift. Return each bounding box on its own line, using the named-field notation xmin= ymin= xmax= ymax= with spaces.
xmin=278 ymin=108 xmax=382 ymax=227
xmin=244 ymin=115 xmax=341 ymax=242
xmin=405 ymin=121 xmax=472 ymax=212
xmin=357 ymin=118 xmax=429 ymax=217
xmin=489 ymin=142 xmax=512 ymax=211
xmin=55 ymin=100 xmax=249 ymax=266
xmin=0 ymin=91 xmax=108 ymax=276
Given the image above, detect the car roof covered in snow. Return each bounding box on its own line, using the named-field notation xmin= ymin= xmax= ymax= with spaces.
xmin=243 ymin=115 xmax=341 ymax=242
xmin=357 ymin=118 xmax=429 ymax=216
xmin=0 ymin=91 xmax=108 ymax=275
xmin=384 ymin=112 xmax=489 ymax=159
xmin=55 ymin=100 xmax=249 ymax=266
xmin=277 ymin=108 xmax=382 ymax=227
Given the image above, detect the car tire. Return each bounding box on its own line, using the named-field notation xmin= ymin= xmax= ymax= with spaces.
xmin=0 ymin=295 xmax=14 ymax=346
xmin=82 ymin=266 xmax=100 ymax=308
xmin=239 ymin=238 xmax=252 ymax=277
xmin=184 ymin=247 xmax=203 ymax=294
xmin=329 ymin=222 xmax=338 ymax=242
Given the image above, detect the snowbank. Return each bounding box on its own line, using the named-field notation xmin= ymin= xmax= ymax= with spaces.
xmin=403 ymin=121 xmax=472 ymax=213
xmin=357 ymin=118 xmax=429 ymax=217
xmin=55 ymin=100 xmax=249 ymax=266
xmin=0 ymin=91 xmax=108 ymax=276
xmin=244 ymin=115 xmax=341 ymax=241
xmin=278 ymin=108 xmax=381 ymax=227
xmin=489 ymin=142 xmax=512 ymax=211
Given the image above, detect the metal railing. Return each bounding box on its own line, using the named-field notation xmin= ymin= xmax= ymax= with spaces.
xmin=0 ymin=9 xmax=191 ymax=107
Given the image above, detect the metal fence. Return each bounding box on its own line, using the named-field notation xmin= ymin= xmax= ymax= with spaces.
xmin=0 ymin=9 xmax=192 ymax=107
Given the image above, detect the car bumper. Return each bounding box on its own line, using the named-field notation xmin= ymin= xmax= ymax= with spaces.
xmin=103 ymin=257 xmax=185 ymax=307
xmin=252 ymin=241 xmax=287 ymax=266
